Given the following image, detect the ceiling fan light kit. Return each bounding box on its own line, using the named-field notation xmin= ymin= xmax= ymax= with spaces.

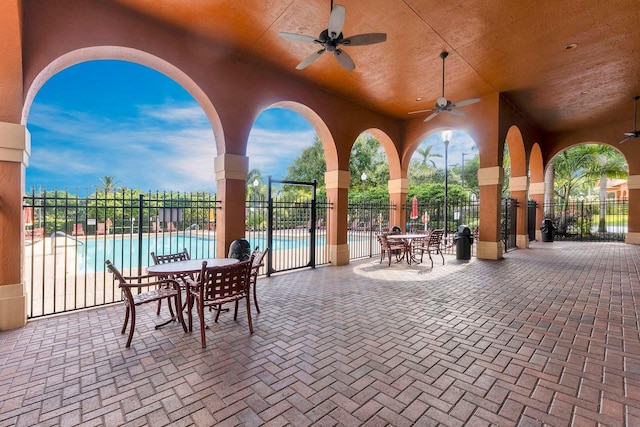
xmin=278 ymin=2 xmax=387 ymax=71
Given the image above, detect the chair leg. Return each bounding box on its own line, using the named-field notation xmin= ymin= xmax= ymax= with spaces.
xmin=187 ymin=294 xmax=193 ymax=332
xmin=253 ymin=282 xmax=260 ymax=314
xmin=166 ymin=297 xmax=175 ymax=318
xmin=428 ymin=250 xmax=434 ymax=268
xmin=175 ymin=294 xmax=187 ymax=333
xmin=156 ymin=300 xmax=161 ymax=315
xmin=121 ymin=306 xmax=130 ymax=335
xmin=245 ymin=295 xmax=254 ymax=334
xmin=125 ymin=306 xmax=136 ymax=348
xmin=197 ymin=302 xmax=206 ymax=348
xmin=234 ymin=300 xmax=239 ymax=320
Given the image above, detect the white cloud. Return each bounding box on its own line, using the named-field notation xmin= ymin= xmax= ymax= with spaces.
xmin=247 ymin=127 xmax=316 ymax=175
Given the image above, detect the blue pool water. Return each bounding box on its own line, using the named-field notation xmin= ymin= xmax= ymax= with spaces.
xmin=78 ymin=234 xmax=324 ymax=273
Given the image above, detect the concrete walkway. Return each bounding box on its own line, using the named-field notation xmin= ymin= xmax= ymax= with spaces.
xmin=1 ymin=241 xmax=639 ymax=426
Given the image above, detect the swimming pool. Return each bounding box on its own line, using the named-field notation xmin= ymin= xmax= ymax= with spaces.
xmin=78 ymin=234 xmax=326 ymax=273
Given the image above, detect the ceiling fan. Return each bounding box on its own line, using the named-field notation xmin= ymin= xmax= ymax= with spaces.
xmin=409 ymin=51 xmax=480 ymax=122
xmin=277 ymin=1 xmax=386 ymax=71
xmin=619 ymin=96 xmax=640 ymax=144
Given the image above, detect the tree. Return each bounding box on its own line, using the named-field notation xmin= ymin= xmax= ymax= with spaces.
xmin=582 ymin=146 xmax=627 ymax=232
xmin=284 ymin=136 xmax=326 ymax=187
xmin=349 ymin=133 xmax=388 ymax=193
xmin=552 ymin=144 xmax=627 ymax=233
xmin=95 ymin=176 xmax=120 ymax=195
xmin=408 ymin=144 xmax=441 ymax=184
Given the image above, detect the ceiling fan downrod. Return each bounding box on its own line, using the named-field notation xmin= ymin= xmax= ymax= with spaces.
xmin=440 ymin=51 xmax=448 ymax=98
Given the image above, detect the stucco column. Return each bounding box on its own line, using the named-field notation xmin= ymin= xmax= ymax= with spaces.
xmin=477 ymin=166 xmax=504 ymax=260
xmin=388 ymin=178 xmax=408 ymax=231
xmin=529 ymin=181 xmax=544 ymax=241
xmin=0 ymin=122 xmax=30 ymax=330
xmin=625 ymin=175 xmax=640 ymax=244
xmin=325 ymin=169 xmax=350 ymax=265
xmin=510 ymin=175 xmax=529 ymax=249
xmin=214 ymin=153 xmax=248 ymax=258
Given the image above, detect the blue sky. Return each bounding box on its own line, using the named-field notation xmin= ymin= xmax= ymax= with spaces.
xmin=26 ymin=60 xmax=476 ymax=192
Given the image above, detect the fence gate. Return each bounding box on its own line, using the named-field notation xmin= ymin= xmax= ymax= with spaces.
xmin=265 ymin=177 xmax=323 ymax=275
xmin=501 ymin=197 xmax=518 ymax=252
xmin=527 ymin=200 xmax=537 ymax=242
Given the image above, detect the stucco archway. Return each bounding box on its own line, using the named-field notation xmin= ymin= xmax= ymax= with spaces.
xmin=504 ymin=125 xmax=529 ymax=248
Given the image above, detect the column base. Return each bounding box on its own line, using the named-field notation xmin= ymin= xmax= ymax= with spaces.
xmin=0 ymin=282 xmax=27 ymax=330
xmin=476 ymin=241 xmax=504 ymax=260
xmin=516 ymin=234 xmax=530 ymax=249
xmin=329 ymin=243 xmax=350 ymax=265
xmin=625 ymin=232 xmax=640 ymax=245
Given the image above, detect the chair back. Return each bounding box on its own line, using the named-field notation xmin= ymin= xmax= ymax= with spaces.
xmin=105 ymin=260 xmax=126 ymax=285
xmin=151 ymin=248 xmax=190 ymax=264
xmin=151 ymin=248 xmax=192 ymax=282
xmin=251 ymin=246 xmax=269 ymax=268
xmin=250 ymin=246 xmax=269 ymax=278
xmin=427 ymin=229 xmax=444 ymax=247
xmin=197 ymin=259 xmax=253 ymax=303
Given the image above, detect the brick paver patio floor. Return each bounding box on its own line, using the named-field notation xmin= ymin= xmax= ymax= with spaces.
xmin=1 ymin=241 xmax=640 ymax=426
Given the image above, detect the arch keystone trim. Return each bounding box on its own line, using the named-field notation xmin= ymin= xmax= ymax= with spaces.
xmin=627 ymin=175 xmax=640 ymax=190
xmin=509 ymin=176 xmax=529 ymax=192
xmin=325 ymin=170 xmax=350 ymax=189
xmin=0 ymin=122 xmax=30 ymax=165
xmin=214 ymin=154 xmax=249 ymax=181
xmin=529 ymin=182 xmax=545 ymax=195
xmin=478 ymin=167 xmax=503 ymax=186
xmin=388 ymin=178 xmax=408 ymax=194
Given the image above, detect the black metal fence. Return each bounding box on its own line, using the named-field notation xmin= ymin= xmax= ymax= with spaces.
xmin=23 ymin=189 xmax=220 ymax=318
xmin=348 ymin=200 xmax=396 ymax=259
xmin=404 ymin=197 xmax=480 ymax=256
xmin=502 ymin=197 xmax=518 ymax=252
xmin=244 ymin=193 xmax=332 ymax=274
xmin=30 ymin=189 xmax=612 ymax=319
xmin=543 ymin=199 xmax=628 ymax=241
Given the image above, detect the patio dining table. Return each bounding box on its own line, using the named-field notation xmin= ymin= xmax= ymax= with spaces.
xmin=146 ymin=257 xmax=239 ymax=276
xmin=386 ymin=233 xmax=430 ymax=265
xmin=146 ymin=257 xmax=240 ymax=320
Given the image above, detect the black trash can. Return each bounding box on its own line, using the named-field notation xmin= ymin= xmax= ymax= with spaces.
xmin=540 ymin=219 xmax=556 ymax=242
xmin=454 ymin=225 xmax=473 ymax=260
xmin=228 ymin=238 xmax=252 ymax=261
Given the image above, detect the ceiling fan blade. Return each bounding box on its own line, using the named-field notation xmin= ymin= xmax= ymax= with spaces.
xmin=408 ymin=109 xmax=435 ymax=115
xmin=334 ymin=48 xmax=355 ymax=71
xmin=424 ymin=111 xmax=440 ymax=122
xmin=447 ymin=108 xmax=466 ymax=116
xmin=342 ymin=33 xmax=387 ymax=46
xmin=452 ymin=97 xmax=481 ymax=108
xmin=619 ymin=136 xmax=632 ymax=144
xmin=328 ymin=4 xmax=346 ymax=39
xmin=278 ymin=33 xmax=318 ymax=43
xmin=624 ymin=132 xmax=638 ymax=137
xmin=296 ymin=49 xmax=325 ymax=70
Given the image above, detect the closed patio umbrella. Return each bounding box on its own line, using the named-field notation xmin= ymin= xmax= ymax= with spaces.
xmin=410 ymin=196 xmax=419 ymax=220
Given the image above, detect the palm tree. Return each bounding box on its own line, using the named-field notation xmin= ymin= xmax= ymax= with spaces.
xmin=416 ymin=144 xmax=442 ymax=171
xmin=583 ymin=146 xmax=627 ymax=232
xmin=95 ymin=176 xmax=119 ymax=195
xmin=552 ymin=145 xmax=627 ymax=233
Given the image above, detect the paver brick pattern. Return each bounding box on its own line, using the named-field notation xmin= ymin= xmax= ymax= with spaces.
xmin=1 ymin=242 xmax=640 ymax=426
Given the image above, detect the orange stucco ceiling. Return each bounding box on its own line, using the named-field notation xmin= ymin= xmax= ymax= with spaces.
xmin=25 ymin=0 xmax=640 ymax=138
